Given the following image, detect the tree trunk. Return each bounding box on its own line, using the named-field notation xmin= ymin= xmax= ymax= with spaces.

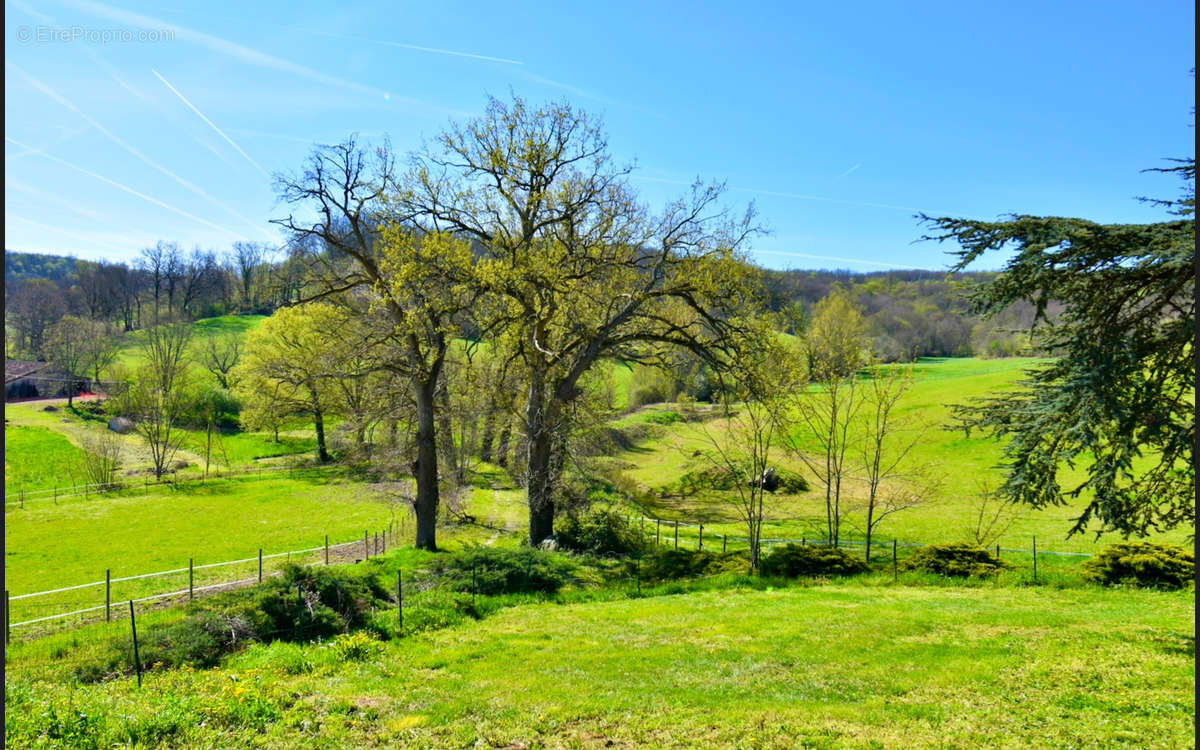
xmin=479 ymin=408 xmax=496 ymax=463
xmin=525 ymin=372 xmax=557 ymax=545
xmin=495 ymin=421 xmax=511 ymax=468
xmin=412 ymin=377 xmax=440 ymax=551
xmin=309 ymin=384 xmax=329 ymax=462
xmin=436 ymin=375 xmax=461 ymax=483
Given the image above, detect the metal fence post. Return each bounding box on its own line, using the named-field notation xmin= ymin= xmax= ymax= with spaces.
xmin=656 ymin=519 xmax=661 ymax=545
xmin=698 ymin=524 xmax=704 ymax=551
xmin=364 ymin=531 xmax=369 ymax=560
xmin=1032 ymin=536 xmax=1038 ymax=583
xmin=722 ymin=534 xmax=727 ymax=553
xmin=105 ymin=570 xmax=112 ymax=620
xmin=188 ymin=559 xmax=194 ymax=601
xmin=325 ymin=534 xmax=329 ymax=565
xmin=4 ymin=590 xmax=9 ymax=644
xmin=674 ymin=522 xmax=679 ymax=550
xmin=258 ymin=549 xmax=263 ymax=582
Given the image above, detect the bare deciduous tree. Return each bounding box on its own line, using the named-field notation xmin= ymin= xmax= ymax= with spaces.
xmin=80 ymin=430 xmax=124 ymax=490
xmin=856 ymin=365 xmax=940 ymax=562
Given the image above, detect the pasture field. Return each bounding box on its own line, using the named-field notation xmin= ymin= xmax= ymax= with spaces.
xmin=4 ymin=581 xmax=1192 ymax=748
xmin=4 ymin=399 xmax=319 ymax=486
xmin=112 ymin=314 xmax=266 ymax=377
xmin=3 ymin=470 xmax=399 ymax=624
xmin=3 ymin=425 xmax=89 ymax=495
xmin=600 ymin=357 xmax=1194 ymax=554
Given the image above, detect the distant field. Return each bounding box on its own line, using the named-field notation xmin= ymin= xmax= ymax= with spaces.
xmin=3 ymin=425 xmax=89 ymax=495
xmin=600 ymin=357 xmax=1193 ymax=554
xmin=113 ymin=314 xmax=266 ymax=379
xmin=4 ymin=398 xmax=317 ymax=482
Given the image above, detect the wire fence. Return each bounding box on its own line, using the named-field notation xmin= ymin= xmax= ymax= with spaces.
xmin=4 ymin=522 xmax=403 ymax=639
xmin=629 ymin=514 xmax=1093 ymax=560
xmin=5 ymin=462 xmax=305 ymax=508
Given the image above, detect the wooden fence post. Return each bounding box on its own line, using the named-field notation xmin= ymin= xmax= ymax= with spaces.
xmin=128 ymin=600 xmax=142 ymax=688
xmin=364 ymin=531 xmax=369 ymax=560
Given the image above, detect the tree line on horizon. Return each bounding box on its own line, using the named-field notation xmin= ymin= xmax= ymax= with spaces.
xmin=4 ymin=247 xmax=1046 ymax=364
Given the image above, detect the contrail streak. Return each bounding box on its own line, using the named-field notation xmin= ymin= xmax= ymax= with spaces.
xmin=60 ymin=0 xmax=389 ymax=98
xmin=840 ymin=163 xmax=861 ymax=177
xmin=282 ymin=25 xmax=523 ymax=65
xmin=7 ymin=176 xmax=110 ymax=224
xmin=8 ymin=62 xmax=267 ymax=237
xmin=152 ymin=69 xmax=271 ymax=180
xmin=5 ymin=136 xmax=246 ymax=238
xmin=8 ymin=213 xmax=142 ymax=256
xmin=633 ymin=174 xmax=934 ymax=214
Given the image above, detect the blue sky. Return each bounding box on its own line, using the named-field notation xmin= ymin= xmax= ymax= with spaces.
xmin=4 ymin=0 xmax=1194 ymax=271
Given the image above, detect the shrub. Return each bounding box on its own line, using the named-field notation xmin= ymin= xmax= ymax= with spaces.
xmin=1081 ymin=542 xmax=1194 ymax=589
xmin=639 ymin=548 xmax=748 ymax=580
xmin=325 ymin=631 xmax=383 ymax=661
xmin=673 ymin=465 xmax=808 ymax=495
xmin=556 ymin=507 xmax=648 ymax=556
xmin=428 ymin=547 xmax=574 ymax=595
xmin=253 ymin=565 xmax=385 ymax=638
xmin=645 ymin=410 xmax=682 ymax=425
xmin=759 ymin=544 xmax=868 ymax=578
xmin=901 ymin=542 xmax=1011 ymax=577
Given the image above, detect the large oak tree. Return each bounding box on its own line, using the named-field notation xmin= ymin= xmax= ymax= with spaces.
xmin=400 ymin=95 xmax=763 ymax=544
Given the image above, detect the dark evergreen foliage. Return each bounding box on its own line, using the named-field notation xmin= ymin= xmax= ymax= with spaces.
xmin=1081 ymin=542 xmax=1194 ymax=589
xmin=921 ymin=161 xmax=1195 ymax=537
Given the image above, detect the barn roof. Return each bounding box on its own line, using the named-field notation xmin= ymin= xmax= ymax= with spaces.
xmin=4 ymin=359 xmax=49 ymax=384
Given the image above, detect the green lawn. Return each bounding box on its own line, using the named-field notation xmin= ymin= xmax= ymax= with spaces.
xmin=3 ymin=425 xmax=89 ymax=495
xmin=4 ymin=582 xmax=1192 ymax=748
xmin=3 ymin=470 xmax=398 ymax=622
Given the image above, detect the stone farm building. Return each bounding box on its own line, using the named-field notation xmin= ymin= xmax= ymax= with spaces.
xmin=4 ymin=359 xmax=91 ymax=401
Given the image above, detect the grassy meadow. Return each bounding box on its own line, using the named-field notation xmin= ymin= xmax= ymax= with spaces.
xmin=3 ymin=349 xmax=1194 ymax=748
xmin=600 ymin=357 xmax=1193 ymax=555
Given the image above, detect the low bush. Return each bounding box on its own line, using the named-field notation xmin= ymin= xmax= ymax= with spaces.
xmin=556 ymin=507 xmax=648 ymax=556
xmin=901 ymin=542 xmax=1011 ymax=577
xmin=638 ymin=548 xmax=748 ymax=580
xmin=1081 ymin=542 xmax=1194 ymax=589
xmin=759 ymin=544 xmax=868 ymax=578
xmin=325 ymin=631 xmax=383 ymax=661
xmin=427 ymin=547 xmax=575 ymax=595
xmin=672 ymin=465 xmax=808 ymax=496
